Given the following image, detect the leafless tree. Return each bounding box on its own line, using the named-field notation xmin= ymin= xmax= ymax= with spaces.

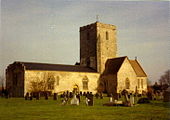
xmin=29 ymin=72 xmax=55 ymax=92
xmin=0 ymin=75 xmax=5 ymax=87
xmin=159 ymin=69 xmax=170 ymax=86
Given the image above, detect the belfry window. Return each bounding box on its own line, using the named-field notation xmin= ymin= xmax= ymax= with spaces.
xmin=106 ymin=31 xmax=109 ymax=40
xmin=125 ymin=78 xmax=130 ymax=89
xmin=82 ymin=76 xmax=89 ymax=90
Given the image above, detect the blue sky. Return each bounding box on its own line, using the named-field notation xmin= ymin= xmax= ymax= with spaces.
xmin=0 ymin=0 xmax=169 ymax=84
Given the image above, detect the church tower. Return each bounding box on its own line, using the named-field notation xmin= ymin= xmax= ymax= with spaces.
xmin=80 ymin=22 xmax=117 ymax=73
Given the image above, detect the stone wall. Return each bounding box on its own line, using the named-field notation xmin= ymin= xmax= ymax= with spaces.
xmin=24 ymin=70 xmax=100 ymax=95
xmin=117 ymin=58 xmax=147 ymax=94
xmin=96 ymin=22 xmax=117 ymax=73
xmin=117 ymin=58 xmax=138 ymax=93
xmin=80 ymin=22 xmax=117 ymax=73
xmin=6 ymin=62 xmax=24 ymax=97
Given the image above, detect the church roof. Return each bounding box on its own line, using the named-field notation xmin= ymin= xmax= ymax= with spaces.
xmin=10 ymin=62 xmax=97 ymax=73
xmin=103 ymin=57 xmax=147 ymax=77
xmin=129 ymin=60 xmax=147 ymax=77
xmin=103 ymin=56 xmax=127 ymax=75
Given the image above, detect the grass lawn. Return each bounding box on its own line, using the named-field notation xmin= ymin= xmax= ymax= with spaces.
xmin=0 ymin=96 xmax=169 ymax=120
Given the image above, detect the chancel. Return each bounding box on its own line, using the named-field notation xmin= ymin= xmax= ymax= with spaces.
xmin=6 ymin=22 xmax=148 ymax=97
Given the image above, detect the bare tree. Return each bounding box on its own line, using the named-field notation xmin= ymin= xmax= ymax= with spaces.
xmin=29 ymin=72 xmax=55 ymax=92
xmin=159 ymin=69 xmax=170 ymax=86
xmin=0 ymin=75 xmax=5 ymax=88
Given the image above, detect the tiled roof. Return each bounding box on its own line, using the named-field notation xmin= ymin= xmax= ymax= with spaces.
xmin=129 ymin=60 xmax=147 ymax=77
xmin=103 ymin=56 xmax=127 ymax=75
xmin=11 ymin=62 xmax=97 ymax=73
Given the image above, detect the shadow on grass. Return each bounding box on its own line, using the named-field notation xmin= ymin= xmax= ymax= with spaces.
xmin=150 ymin=101 xmax=170 ymax=108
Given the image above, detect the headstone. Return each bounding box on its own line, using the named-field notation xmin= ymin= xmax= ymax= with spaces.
xmin=83 ymin=92 xmax=87 ymax=97
xmin=69 ymin=92 xmax=73 ymax=98
xmin=30 ymin=93 xmax=33 ymax=100
xmin=87 ymin=93 xmax=94 ymax=106
xmin=70 ymin=94 xmax=79 ymax=105
xmin=80 ymin=91 xmax=82 ymax=96
xmin=85 ymin=97 xmax=90 ymax=106
xmin=53 ymin=93 xmax=58 ymax=100
xmin=36 ymin=92 xmax=40 ymax=100
xmin=95 ymin=93 xmax=99 ymax=99
xmin=25 ymin=92 xmax=29 ymax=100
xmin=129 ymin=94 xmax=134 ymax=106
xmin=61 ymin=97 xmax=68 ymax=105
xmin=45 ymin=92 xmax=48 ymax=100
xmin=137 ymin=98 xmax=150 ymax=104
xmin=76 ymin=94 xmax=81 ymax=102
xmin=100 ymin=93 xmax=103 ymax=99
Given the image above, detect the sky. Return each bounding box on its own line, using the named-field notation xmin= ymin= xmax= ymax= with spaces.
xmin=0 ymin=0 xmax=169 ymax=84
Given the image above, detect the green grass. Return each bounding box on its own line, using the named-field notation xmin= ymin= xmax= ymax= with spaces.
xmin=0 ymin=96 xmax=169 ymax=120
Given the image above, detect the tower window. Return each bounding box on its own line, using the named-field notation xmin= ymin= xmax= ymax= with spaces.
xmin=106 ymin=31 xmax=109 ymax=40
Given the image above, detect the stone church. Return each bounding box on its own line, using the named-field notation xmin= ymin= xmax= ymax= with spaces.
xmin=6 ymin=22 xmax=147 ymax=97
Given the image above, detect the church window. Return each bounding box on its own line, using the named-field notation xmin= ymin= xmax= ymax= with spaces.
xmin=138 ymin=79 xmax=140 ymax=88
xmin=56 ymin=76 xmax=60 ymax=86
xmin=106 ymin=31 xmax=109 ymax=40
xmin=47 ymin=76 xmax=55 ymax=90
xmin=125 ymin=78 xmax=130 ymax=89
xmin=141 ymin=79 xmax=143 ymax=89
xmin=82 ymin=76 xmax=89 ymax=90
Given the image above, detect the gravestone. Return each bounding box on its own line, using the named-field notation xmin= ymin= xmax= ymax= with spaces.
xmin=61 ymin=97 xmax=68 ymax=105
xmin=80 ymin=91 xmax=82 ymax=96
xmin=69 ymin=92 xmax=73 ymax=98
xmin=109 ymin=94 xmax=113 ymax=103
xmin=83 ymin=92 xmax=87 ymax=97
xmin=36 ymin=92 xmax=40 ymax=100
xmin=25 ymin=92 xmax=29 ymax=100
xmin=85 ymin=97 xmax=90 ymax=106
xmin=95 ymin=93 xmax=99 ymax=99
xmin=76 ymin=94 xmax=81 ymax=102
xmin=53 ymin=93 xmax=58 ymax=100
xmin=137 ymin=98 xmax=150 ymax=104
xmin=45 ymin=92 xmax=48 ymax=100
xmin=30 ymin=93 xmax=33 ymax=100
xmin=100 ymin=93 xmax=103 ymax=99
xmin=129 ymin=94 xmax=134 ymax=106
xmin=87 ymin=93 xmax=94 ymax=106
xmin=70 ymin=94 xmax=79 ymax=105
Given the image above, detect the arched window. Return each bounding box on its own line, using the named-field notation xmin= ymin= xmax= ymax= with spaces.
xmin=82 ymin=76 xmax=89 ymax=90
xmin=106 ymin=31 xmax=109 ymax=40
xmin=141 ymin=79 xmax=143 ymax=89
xmin=138 ymin=79 xmax=140 ymax=88
xmin=47 ymin=76 xmax=55 ymax=90
xmin=125 ymin=78 xmax=130 ymax=89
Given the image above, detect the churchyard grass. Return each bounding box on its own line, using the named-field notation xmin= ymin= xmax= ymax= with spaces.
xmin=0 ymin=96 xmax=169 ymax=120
